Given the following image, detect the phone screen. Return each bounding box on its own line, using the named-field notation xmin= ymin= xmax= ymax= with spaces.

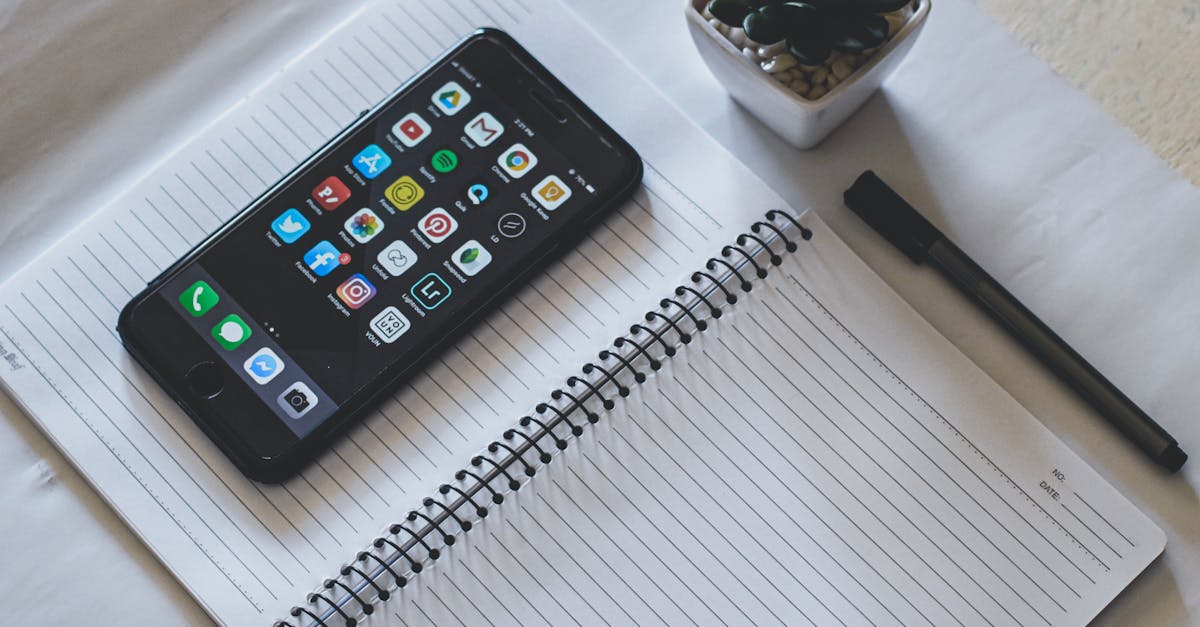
xmin=156 ymin=37 xmax=629 ymax=437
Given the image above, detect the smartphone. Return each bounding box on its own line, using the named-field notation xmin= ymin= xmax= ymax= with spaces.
xmin=118 ymin=29 xmax=643 ymax=482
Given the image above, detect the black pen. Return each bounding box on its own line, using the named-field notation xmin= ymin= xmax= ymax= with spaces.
xmin=845 ymin=170 xmax=1187 ymax=473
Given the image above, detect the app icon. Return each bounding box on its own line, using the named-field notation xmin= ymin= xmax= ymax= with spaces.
xmin=369 ymin=306 xmax=411 ymax=344
xmin=451 ymin=240 xmax=493 ymax=277
xmin=271 ymin=208 xmax=311 ymax=244
xmin=384 ymin=175 xmax=425 ymax=211
xmin=336 ymin=273 xmax=377 ymax=309
xmin=432 ymin=81 xmax=472 ymax=116
xmin=243 ymin=347 xmax=285 ymax=385
xmin=418 ymin=208 xmax=458 ymax=243
xmin=498 ymin=144 xmax=538 ymax=179
xmin=498 ymin=212 xmax=527 ymax=239
xmin=344 ymin=208 xmax=385 ymax=244
xmin=352 ymin=144 xmax=392 ymax=179
xmin=392 ymin=112 xmax=431 ymax=148
xmin=464 ymin=111 xmax=504 ymax=147
xmin=277 ymin=382 xmax=318 ymax=419
xmin=465 ymin=181 xmax=490 ymax=206
xmin=303 ymin=240 xmax=347 ymax=277
xmin=411 ymin=273 xmax=452 ymax=310
xmin=312 ymin=176 xmax=350 ymax=211
xmin=179 ymin=280 xmax=219 ymax=317
xmin=532 ymin=175 xmax=572 ymax=211
xmin=377 ymin=240 xmax=419 ymax=277
xmin=212 ymin=314 xmax=251 ymax=351
xmin=431 ymin=148 xmax=459 ymax=174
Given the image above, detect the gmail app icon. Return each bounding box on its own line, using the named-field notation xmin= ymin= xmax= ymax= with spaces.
xmin=464 ymin=111 xmax=504 ymax=147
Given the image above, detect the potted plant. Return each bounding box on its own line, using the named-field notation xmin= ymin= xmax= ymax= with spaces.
xmin=686 ymin=0 xmax=931 ymax=148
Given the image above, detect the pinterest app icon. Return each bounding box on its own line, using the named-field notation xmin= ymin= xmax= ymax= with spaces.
xmin=418 ymin=208 xmax=458 ymax=244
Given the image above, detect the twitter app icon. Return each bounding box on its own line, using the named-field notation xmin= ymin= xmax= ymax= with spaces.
xmin=271 ymin=208 xmax=311 ymax=244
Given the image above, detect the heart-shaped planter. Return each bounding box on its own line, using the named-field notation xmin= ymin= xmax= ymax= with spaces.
xmin=686 ymin=0 xmax=931 ymax=149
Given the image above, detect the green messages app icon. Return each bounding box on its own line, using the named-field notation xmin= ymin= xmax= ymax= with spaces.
xmin=180 ymin=280 xmax=219 ymax=317
xmin=212 ymin=314 xmax=251 ymax=351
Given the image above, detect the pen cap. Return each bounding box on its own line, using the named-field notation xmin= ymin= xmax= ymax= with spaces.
xmin=844 ymin=171 xmax=943 ymax=264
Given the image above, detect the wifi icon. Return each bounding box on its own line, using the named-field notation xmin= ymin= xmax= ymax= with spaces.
xmin=431 ymin=148 xmax=459 ymax=174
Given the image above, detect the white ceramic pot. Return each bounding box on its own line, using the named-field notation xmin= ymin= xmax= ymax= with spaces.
xmin=686 ymin=0 xmax=931 ymax=149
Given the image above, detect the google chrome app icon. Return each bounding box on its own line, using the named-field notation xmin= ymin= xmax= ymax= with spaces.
xmin=498 ymin=143 xmax=538 ymax=179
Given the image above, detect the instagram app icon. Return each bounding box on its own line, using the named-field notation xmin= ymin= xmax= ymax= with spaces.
xmin=335 ymin=274 xmax=377 ymax=310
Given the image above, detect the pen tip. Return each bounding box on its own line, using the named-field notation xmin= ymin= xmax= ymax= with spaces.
xmin=1158 ymin=443 xmax=1187 ymax=473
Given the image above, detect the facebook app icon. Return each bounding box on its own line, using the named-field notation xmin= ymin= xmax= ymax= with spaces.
xmin=304 ymin=240 xmax=342 ymax=277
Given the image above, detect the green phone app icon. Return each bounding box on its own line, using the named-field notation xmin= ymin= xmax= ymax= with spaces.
xmin=180 ymin=280 xmax=219 ymax=317
xmin=212 ymin=314 xmax=251 ymax=351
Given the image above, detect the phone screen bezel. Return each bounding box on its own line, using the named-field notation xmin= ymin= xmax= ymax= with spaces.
xmin=118 ymin=28 xmax=643 ymax=482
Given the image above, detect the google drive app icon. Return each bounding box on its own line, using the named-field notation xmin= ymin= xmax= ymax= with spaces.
xmin=432 ymin=81 xmax=471 ymax=116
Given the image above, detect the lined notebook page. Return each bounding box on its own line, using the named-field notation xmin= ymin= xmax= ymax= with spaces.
xmin=0 ymin=1 xmax=789 ymax=624
xmin=391 ymin=212 xmax=1164 ymax=627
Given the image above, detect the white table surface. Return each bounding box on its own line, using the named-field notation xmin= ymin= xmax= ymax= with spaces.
xmin=1 ymin=0 xmax=1196 ymax=625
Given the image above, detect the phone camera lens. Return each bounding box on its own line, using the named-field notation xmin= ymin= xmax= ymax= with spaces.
xmin=284 ymin=388 xmax=310 ymax=412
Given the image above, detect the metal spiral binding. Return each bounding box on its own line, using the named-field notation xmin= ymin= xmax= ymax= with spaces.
xmin=278 ymin=211 xmax=814 ymax=627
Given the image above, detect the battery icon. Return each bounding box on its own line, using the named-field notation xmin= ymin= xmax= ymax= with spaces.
xmin=585 ymin=184 xmax=596 ymax=193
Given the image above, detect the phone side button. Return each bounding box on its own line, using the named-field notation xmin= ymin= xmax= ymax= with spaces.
xmin=186 ymin=361 xmax=224 ymax=399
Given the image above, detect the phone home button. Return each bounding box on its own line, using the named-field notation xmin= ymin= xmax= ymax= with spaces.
xmin=186 ymin=361 xmax=224 ymax=399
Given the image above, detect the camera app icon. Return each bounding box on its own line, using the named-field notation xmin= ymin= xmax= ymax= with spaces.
xmin=335 ymin=273 xmax=377 ymax=310
xmin=276 ymin=382 xmax=317 ymax=419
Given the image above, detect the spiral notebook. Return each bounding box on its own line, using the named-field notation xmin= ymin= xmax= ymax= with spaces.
xmin=0 ymin=0 xmax=1163 ymax=625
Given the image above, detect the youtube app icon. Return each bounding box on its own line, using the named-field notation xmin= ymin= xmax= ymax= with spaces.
xmin=392 ymin=112 xmax=431 ymax=148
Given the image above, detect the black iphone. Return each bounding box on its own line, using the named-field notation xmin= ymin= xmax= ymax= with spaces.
xmin=118 ymin=29 xmax=643 ymax=482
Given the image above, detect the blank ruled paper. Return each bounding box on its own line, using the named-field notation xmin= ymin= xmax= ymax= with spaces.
xmin=392 ymin=212 xmax=1163 ymax=627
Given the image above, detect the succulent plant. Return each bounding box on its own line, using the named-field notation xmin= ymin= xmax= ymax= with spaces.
xmin=707 ymin=0 xmax=911 ymax=66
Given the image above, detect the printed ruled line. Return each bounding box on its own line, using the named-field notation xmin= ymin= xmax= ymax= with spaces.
xmin=786 ymin=276 xmax=1110 ymax=577
xmin=598 ymin=430 xmax=798 ymax=626
xmin=1061 ymin=502 xmax=1124 ymax=560
xmin=731 ymin=316 xmax=1053 ymax=623
xmin=0 ymin=320 xmax=265 ymax=614
xmin=637 ymin=398 xmax=895 ymax=626
xmin=555 ymin=465 xmax=730 ymax=624
xmin=758 ymin=294 xmax=1068 ymax=613
xmin=18 ymin=292 xmax=290 ymax=597
xmin=671 ymin=369 xmax=953 ymax=626
xmin=1073 ymin=491 xmax=1137 ymax=548
xmin=482 ymin=532 xmax=583 ymax=627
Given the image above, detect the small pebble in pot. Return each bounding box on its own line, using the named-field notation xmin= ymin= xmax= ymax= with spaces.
xmin=811 ymin=67 xmax=828 ymax=85
xmin=809 ymin=85 xmax=828 ymax=100
xmin=757 ymin=41 xmax=786 ymax=58
xmin=832 ymin=60 xmax=854 ymax=80
xmin=741 ymin=46 xmax=759 ymax=61
xmin=885 ymin=14 xmax=905 ymax=35
xmin=762 ymin=54 xmax=797 ymax=74
xmin=727 ymin=27 xmax=746 ymax=47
